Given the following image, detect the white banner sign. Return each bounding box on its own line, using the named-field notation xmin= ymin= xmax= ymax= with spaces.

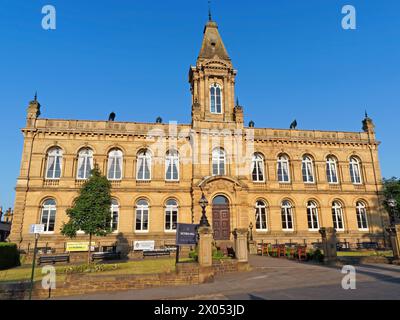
xmin=133 ymin=241 xmax=155 ymax=252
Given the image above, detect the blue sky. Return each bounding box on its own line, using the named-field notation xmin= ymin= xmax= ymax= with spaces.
xmin=0 ymin=0 xmax=399 ymax=209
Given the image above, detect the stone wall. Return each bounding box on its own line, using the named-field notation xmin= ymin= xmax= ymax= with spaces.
xmin=0 ymin=260 xmax=247 ymax=300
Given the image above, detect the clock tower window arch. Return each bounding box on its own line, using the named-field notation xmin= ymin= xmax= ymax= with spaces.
xmin=210 ymin=83 xmax=223 ymax=114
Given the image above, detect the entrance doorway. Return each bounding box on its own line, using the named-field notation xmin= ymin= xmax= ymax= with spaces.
xmin=212 ymin=195 xmax=231 ymax=240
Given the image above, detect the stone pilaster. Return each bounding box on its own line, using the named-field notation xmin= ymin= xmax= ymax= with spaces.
xmin=198 ymin=226 xmax=213 ymax=267
xmin=233 ymin=228 xmax=248 ymax=262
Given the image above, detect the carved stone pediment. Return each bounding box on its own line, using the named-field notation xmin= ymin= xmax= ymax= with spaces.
xmin=198 ymin=176 xmax=246 ymax=193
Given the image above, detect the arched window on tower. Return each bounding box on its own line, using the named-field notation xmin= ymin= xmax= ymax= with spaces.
xmin=326 ymin=156 xmax=339 ymax=184
xmin=281 ymin=200 xmax=294 ymax=231
xmin=135 ymin=199 xmax=149 ymax=232
xmin=110 ymin=199 xmax=119 ymax=232
xmin=210 ymin=83 xmax=222 ymax=114
xmin=306 ymin=201 xmax=320 ymax=231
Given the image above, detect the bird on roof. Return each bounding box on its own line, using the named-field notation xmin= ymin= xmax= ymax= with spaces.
xmin=290 ymin=120 xmax=298 ymax=130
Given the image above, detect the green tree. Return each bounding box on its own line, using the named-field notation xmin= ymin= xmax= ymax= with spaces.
xmin=61 ymin=167 xmax=112 ymax=263
xmin=383 ymin=177 xmax=400 ymax=222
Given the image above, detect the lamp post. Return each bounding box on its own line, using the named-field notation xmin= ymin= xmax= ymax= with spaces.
xmin=387 ymin=197 xmax=399 ymax=226
xmin=199 ymin=193 xmax=210 ymax=227
xmin=249 ymin=222 xmax=254 ymax=241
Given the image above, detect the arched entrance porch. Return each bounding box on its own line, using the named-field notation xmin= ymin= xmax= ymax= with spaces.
xmin=212 ymin=195 xmax=231 ymax=241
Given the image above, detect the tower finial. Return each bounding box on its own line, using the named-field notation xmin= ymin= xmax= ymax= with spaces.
xmin=34 ymin=91 xmax=37 ymax=102
xmin=365 ymin=110 xmax=368 ymax=118
xmin=208 ymin=0 xmax=212 ymax=21
xmin=236 ymin=97 xmax=239 ymax=107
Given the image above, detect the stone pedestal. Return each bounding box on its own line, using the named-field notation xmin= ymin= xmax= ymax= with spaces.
xmin=319 ymin=227 xmax=337 ymax=264
xmin=248 ymin=241 xmax=257 ymax=255
xmin=233 ymin=228 xmax=249 ymax=263
xmin=387 ymin=225 xmax=400 ymax=260
xmin=198 ymin=226 xmax=213 ymax=267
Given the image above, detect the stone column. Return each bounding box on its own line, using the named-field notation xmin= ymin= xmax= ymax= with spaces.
xmin=387 ymin=225 xmax=400 ymax=260
xmin=198 ymin=226 xmax=213 ymax=267
xmin=233 ymin=228 xmax=249 ymax=262
xmin=319 ymin=227 xmax=337 ymax=264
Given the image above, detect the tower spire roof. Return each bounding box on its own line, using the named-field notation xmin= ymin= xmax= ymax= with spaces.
xmin=197 ymin=19 xmax=230 ymax=62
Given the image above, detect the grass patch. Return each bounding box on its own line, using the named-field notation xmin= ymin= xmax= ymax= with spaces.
xmin=337 ymin=250 xmax=393 ymax=257
xmin=0 ymin=258 xmax=185 ymax=283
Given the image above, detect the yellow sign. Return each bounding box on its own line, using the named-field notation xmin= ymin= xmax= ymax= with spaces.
xmin=66 ymin=242 xmax=95 ymax=252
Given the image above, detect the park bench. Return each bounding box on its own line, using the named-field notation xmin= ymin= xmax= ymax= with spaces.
xmin=38 ymin=254 xmax=70 ymax=265
xmin=337 ymin=242 xmax=351 ymax=251
xmin=143 ymin=250 xmax=171 ymax=258
xmin=357 ymin=242 xmax=379 ymax=250
xmin=91 ymin=251 xmax=121 ymax=262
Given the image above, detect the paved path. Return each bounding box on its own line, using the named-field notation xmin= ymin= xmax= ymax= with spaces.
xmin=59 ymin=256 xmax=400 ymax=300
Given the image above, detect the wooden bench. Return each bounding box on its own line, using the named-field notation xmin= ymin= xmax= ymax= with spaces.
xmin=143 ymin=250 xmax=171 ymax=258
xmin=357 ymin=242 xmax=379 ymax=250
xmin=91 ymin=252 xmax=121 ymax=262
xmin=38 ymin=254 xmax=70 ymax=265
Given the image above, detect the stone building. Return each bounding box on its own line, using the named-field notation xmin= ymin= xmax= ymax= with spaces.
xmin=10 ymin=18 xmax=388 ymax=252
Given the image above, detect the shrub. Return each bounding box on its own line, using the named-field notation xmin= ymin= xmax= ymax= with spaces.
xmin=60 ymin=263 xmax=119 ymax=275
xmin=0 ymin=243 xmax=21 ymax=270
xmin=188 ymin=250 xmax=198 ymax=261
xmin=307 ymin=249 xmax=324 ymax=263
xmin=212 ymin=249 xmax=225 ymax=260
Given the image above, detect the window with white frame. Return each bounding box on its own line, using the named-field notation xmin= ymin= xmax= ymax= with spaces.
xmin=277 ymin=155 xmax=290 ymax=183
xmin=135 ymin=199 xmax=149 ymax=232
xmin=302 ymin=156 xmax=315 ymax=183
xmin=46 ymin=147 xmax=63 ymax=180
xmin=107 ymin=149 xmax=123 ymax=180
xmin=110 ymin=199 xmax=119 ymax=232
xmin=350 ymin=157 xmax=362 ymax=184
xmin=77 ymin=148 xmax=94 ymax=180
xmin=255 ymin=200 xmax=268 ymax=231
xmin=212 ymin=148 xmax=226 ymax=176
xmin=165 ymin=199 xmax=178 ymax=232
xmin=332 ymin=201 xmax=345 ymax=231
xmin=137 ymin=150 xmax=152 ymax=181
xmin=252 ymin=153 xmax=265 ymax=182
xmin=307 ymin=201 xmax=320 ymax=230
xmin=40 ymin=199 xmax=57 ymax=233
xmin=281 ymin=200 xmax=294 ymax=231
xmin=356 ymin=201 xmax=369 ymax=230
xmin=165 ymin=150 xmax=179 ymax=181
xmin=210 ymin=83 xmax=222 ymax=114
xmin=326 ymin=156 xmax=339 ymax=184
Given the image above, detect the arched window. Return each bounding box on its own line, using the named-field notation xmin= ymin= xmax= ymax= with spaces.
xmin=307 ymin=201 xmax=319 ymax=230
xmin=210 ymin=83 xmax=222 ymax=114
xmin=350 ymin=157 xmax=362 ymax=184
xmin=107 ymin=149 xmax=123 ymax=180
xmin=165 ymin=199 xmax=178 ymax=232
xmin=110 ymin=199 xmax=119 ymax=232
xmin=165 ymin=150 xmax=179 ymax=181
xmin=212 ymin=148 xmax=226 ymax=176
xmin=255 ymin=200 xmax=268 ymax=231
xmin=135 ymin=199 xmax=149 ymax=232
xmin=40 ymin=199 xmax=57 ymax=233
xmin=326 ymin=156 xmax=339 ymax=184
xmin=137 ymin=150 xmax=152 ymax=181
xmin=281 ymin=200 xmax=294 ymax=231
xmin=356 ymin=201 xmax=369 ymax=230
xmin=77 ymin=148 xmax=93 ymax=180
xmin=332 ymin=201 xmax=345 ymax=231
xmin=302 ymin=156 xmax=315 ymax=183
xmin=46 ymin=147 xmax=63 ymax=180
xmin=252 ymin=153 xmax=265 ymax=182
xmin=277 ymin=155 xmax=290 ymax=183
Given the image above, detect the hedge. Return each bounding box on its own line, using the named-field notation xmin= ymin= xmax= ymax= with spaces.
xmin=0 ymin=243 xmax=21 ymax=270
